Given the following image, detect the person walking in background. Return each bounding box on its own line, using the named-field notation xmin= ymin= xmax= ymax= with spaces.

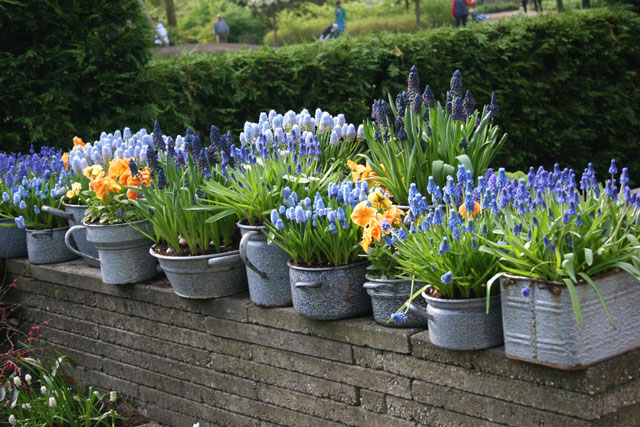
xmin=154 ymin=20 xmax=169 ymax=45
xmin=213 ymin=14 xmax=230 ymax=43
xmin=521 ymin=0 xmax=528 ymax=13
xmin=451 ymin=0 xmax=475 ymax=26
xmin=335 ymin=1 xmax=346 ymax=32
xmin=532 ymin=0 xmax=542 ymax=12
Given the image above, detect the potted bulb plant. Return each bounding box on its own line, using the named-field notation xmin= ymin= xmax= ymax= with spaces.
xmin=135 ymin=125 xmax=247 ymax=299
xmin=481 ymin=161 xmax=640 ymax=369
xmin=202 ymin=120 xmax=340 ymax=307
xmin=1 ymin=148 xmax=76 ymax=264
xmin=64 ymin=150 xmax=156 ymax=285
xmin=350 ymin=185 xmax=428 ymax=328
xmin=391 ymin=167 xmax=504 ymax=350
xmin=266 ymin=180 xmax=371 ymax=320
xmin=356 ymin=66 xmax=506 ymax=206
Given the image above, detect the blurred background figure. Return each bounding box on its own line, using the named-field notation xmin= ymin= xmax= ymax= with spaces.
xmin=335 ymin=1 xmax=347 ymax=31
xmin=154 ymin=19 xmax=169 ymax=45
xmin=213 ymin=14 xmax=230 ymax=43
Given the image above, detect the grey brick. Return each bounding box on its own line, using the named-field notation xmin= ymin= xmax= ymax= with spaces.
xmin=352 ymin=346 xmax=385 ymax=370
xmin=140 ymin=386 xmax=260 ymax=427
xmin=412 ymin=331 xmax=640 ymax=396
xmin=21 ymin=306 xmax=100 ymax=339
xmin=95 ymin=292 xmax=207 ymax=331
xmin=251 ymin=345 xmax=412 ymax=399
xmin=144 ymin=403 xmax=203 ymax=427
xmin=256 ymin=383 xmax=414 ymax=427
xmin=17 ymin=277 xmax=96 ymax=306
xmin=209 ymin=351 xmax=358 ymax=404
xmin=360 ymin=390 xmax=386 ymax=413
xmin=383 ymin=351 xmax=606 ymax=419
xmin=73 ymin=368 xmax=140 ymax=400
xmin=411 ymin=379 xmax=589 ymax=426
xmin=205 ymin=317 xmax=353 ymax=363
xmin=199 ymin=385 xmax=341 ymax=427
xmin=248 ymin=304 xmax=422 ymax=353
xmin=99 ymin=326 xmax=211 ymax=367
xmin=386 ymin=395 xmax=501 ymax=427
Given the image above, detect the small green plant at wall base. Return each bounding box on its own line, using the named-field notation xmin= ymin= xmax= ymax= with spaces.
xmin=480 ymin=161 xmax=640 ymax=326
xmin=0 ymin=343 xmax=124 ymax=427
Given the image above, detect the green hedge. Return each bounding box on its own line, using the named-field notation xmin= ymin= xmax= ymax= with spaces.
xmin=2 ymin=7 xmax=640 ymax=182
xmin=0 ymin=0 xmax=157 ymax=153
xmin=144 ymin=9 xmax=640 ymax=180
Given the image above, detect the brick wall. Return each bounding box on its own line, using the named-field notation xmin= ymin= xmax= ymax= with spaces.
xmin=2 ymin=258 xmax=640 ymax=426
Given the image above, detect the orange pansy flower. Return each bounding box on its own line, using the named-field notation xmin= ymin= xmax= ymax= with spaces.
xmin=73 ymin=136 xmax=86 ymax=148
xmin=107 ymin=158 xmax=130 ymax=179
xmin=90 ymin=177 xmax=122 ymax=202
xmin=61 ymin=152 xmax=69 ymax=171
xmin=382 ymin=206 xmax=405 ymax=227
xmin=351 ymin=201 xmax=377 ymax=227
xmin=459 ymin=202 xmax=482 ymax=219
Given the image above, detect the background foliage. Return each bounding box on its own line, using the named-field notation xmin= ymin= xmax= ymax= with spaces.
xmin=1 ymin=5 xmax=639 ymax=183
xmin=0 ymin=0 xmax=157 ymax=153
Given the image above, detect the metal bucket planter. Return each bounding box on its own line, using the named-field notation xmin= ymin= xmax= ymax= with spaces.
xmin=42 ymin=204 xmax=99 ymax=267
xmin=501 ymin=271 xmax=640 ymax=370
xmin=238 ymin=223 xmax=291 ymax=307
xmin=364 ymin=276 xmax=428 ymax=328
xmin=423 ymin=289 xmax=503 ymax=350
xmin=0 ymin=219 xmax=27 ymax=259
xmin=152 ymin=246 xmax=247 ymax=299
xmin=65 ymin=220 xmax=157 ymax=285
xmin=26 ymin=226 xmax=78 ymax=265
xmin=289 ymin=261 xmax=371 ymax=320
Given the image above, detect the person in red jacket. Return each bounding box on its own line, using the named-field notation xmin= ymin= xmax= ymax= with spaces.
xmin=452 ymin=0 xmax=475 ymax=26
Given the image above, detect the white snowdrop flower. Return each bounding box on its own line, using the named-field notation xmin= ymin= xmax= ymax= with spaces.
xmin=110 ymin=391 xmax=118 ymax=402
xmin=49 ymin=396 xmax=57 ymax=409
xmin=24 ymin=374 xmax=31 ymax=385
xmin=41 ymin=385 xmax=47 ymax=394
xmin=21 ymin=403 xmax=31 ymax=410
xmin=8 ymin=415 xmax=16 ymax=425
xmin=12 ymin=377 xmax=21 ymax=387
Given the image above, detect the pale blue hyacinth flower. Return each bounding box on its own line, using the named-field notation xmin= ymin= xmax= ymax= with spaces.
xmin=356 ymin=124 xmax=365 ymax=141
xmin=319 ymin=112 xmax=333 ymax=133
xmin=345 ymin=124 xmax=356 ymax=142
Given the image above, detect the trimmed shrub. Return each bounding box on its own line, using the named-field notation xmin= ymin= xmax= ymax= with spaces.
xmin=0 ymin=0 xmax=156 ymax=153
xmin=143 ymin=9 xmax=640 ymax=181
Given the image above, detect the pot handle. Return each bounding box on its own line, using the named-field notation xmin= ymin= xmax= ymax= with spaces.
xmin=408 ymin=302 xmax=430 ymax=319
xmin=239 ymin=230 xmax=269 ymax=280
xmin=41 ymin=205 xmax=73 ymax=220
xmin=363 ymin=282 xmax=396 ymax=292
xmin=64 ymin=225 xmax=100 ymax=262
xmin=295 ymin=281 xmax=322 ymax=289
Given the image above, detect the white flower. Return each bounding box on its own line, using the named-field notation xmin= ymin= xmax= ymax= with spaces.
xmin=49 ymin=396 xmax=57 ymax=409
xmin=24 ymin=374 xmax=31 ymax=385
xmin=40 ymin=385 xmax=47 ymax=394
xmin=12 ymin=377 xmax=21 ymax=387
xmin=21 ymin=403 xmax=31 ymax=410
xmin=8 ymin=415 xmax=16 ymax=425
xmin=109 ymin=391 xmax=118 ymax=402
xmin=193 ymin=423 xmax=200 ymax=427
xmin=93 ymin=390 xmax=101 ymax=399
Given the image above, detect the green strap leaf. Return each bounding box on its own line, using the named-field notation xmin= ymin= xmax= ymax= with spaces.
xmin=562 ymin=278 xmax=583 ymax=326
xmin=577 ymin=272 xmax=615 ymax=329
xmin=584 ymin=248 xmax=593 ymax=266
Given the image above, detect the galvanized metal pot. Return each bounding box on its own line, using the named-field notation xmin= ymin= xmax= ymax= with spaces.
xmin=42 ymin=204 xmax=99 ymax=267
xmin=0 ymin=219 xmax=27 ymax=259
xmin=26 ymin=226 xmax=78 ymax=265
xmin=65 ymin=220 xmax=157 ymax=285
xmin=289 ymin=261 xmax=371 ymax=320
xmin=238 ymin=223 xmax=291 ymax=307
xmin=152 ymin=246 xmax=247 ymax=299
xmin=364 ymin=276 xmax=428 ymax=328
xmin=423 ymin=289 xmax=503 ymax=350
xmin=501 ymin=271 xmax=640 ymax=370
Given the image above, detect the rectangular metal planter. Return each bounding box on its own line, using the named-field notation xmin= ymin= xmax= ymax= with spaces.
xmin=500 ymin=270 xmax=640 ymax=370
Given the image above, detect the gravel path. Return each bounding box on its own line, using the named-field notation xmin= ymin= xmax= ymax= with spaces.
xmin=155 ymin=10 xmax=550 ymax=56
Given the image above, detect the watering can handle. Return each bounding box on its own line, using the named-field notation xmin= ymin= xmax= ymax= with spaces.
xmin=408 ymin=302 xmax=430 ymax=319
xmin=41 ymin=205 xmax=73 ymax=220
xmin=295 ymin=281 xmax=322 ymax=289
xmin=64 ymin=225 xmax=99 ymax=262
xmin=363 ymin=282 xmax=396 ymax=292
xmin=238 ymin=230 xmax=269 ymax=280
